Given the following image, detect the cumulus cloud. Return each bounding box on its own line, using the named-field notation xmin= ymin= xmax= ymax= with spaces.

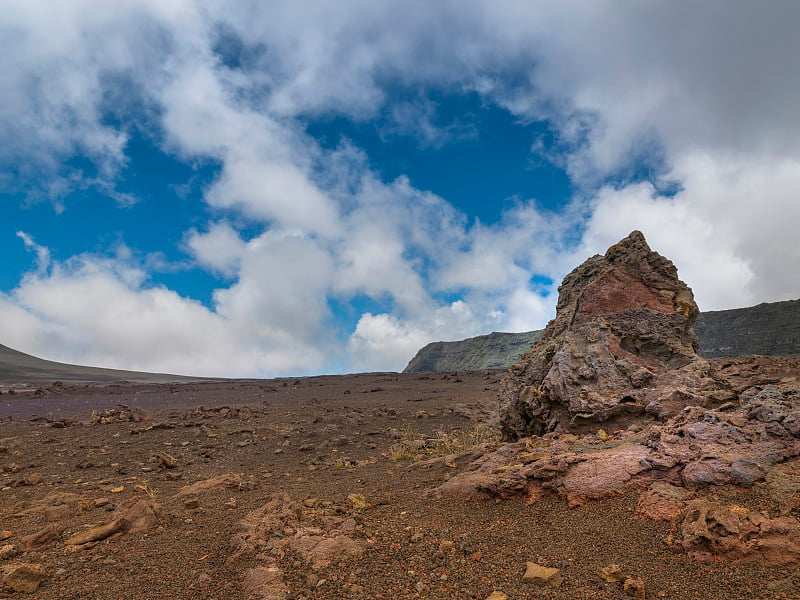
xmin=186 ymin=222 xmax=247 ymax=278
xmin=2 ymin=1 xmax=800 ymax=375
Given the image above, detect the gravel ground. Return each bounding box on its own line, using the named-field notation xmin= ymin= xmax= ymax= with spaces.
xmin=1 ymin=372 xmax=798 ymax=599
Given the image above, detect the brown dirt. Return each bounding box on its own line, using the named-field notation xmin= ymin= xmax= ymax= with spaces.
xmin=1 ymin=371 xmax=798 ymax=599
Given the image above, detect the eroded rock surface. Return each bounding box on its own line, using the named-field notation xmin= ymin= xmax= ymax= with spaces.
xmin=500 ymin=230 xmax=721 ymax=440
xmin=229 ymin=493 xmax=368 ymax=599
xmin=676 ymin=498 xmax=800 ymax=564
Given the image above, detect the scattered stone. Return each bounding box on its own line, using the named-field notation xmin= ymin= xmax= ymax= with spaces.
xmin=113 ymin=498 xmax=162 ymax=532
xmin=183 ymin=497 xmax=200 ymax=510
xmin=0 ymin=544 xmax=19 ymax=560
xmin=0 ymin=531 xmax=11 ymax=541
xmin=19 ymin=524 xmax=60 ymax=552
xmin=23 ymin=473 xmax=44 ymax=486
xmin=522 ymin=561 xmax=563 ymax=588
xmin=158 ymin=453 xmax=178 ymax=469
xmin=599 ymin=565 xmax=645 ymax=599
xmin=677 ymin=498 xmax=800 ymax=564
xmin=8 ymin=492 xmax=90 ymax=521
xmin=347 ymin=493 xmax=366 ymax=510
xmin=110 ymin=486 xmax=124 ymax=493
xmin=486 ymin=592 xmax=508 ymax=600
xmin=624 ymin=577 xmax=647 ymax=600
xmin=178 ymin=473 xmax=248 ymax=496
xmin=2 ymin=562 xmax=48 ymax=593
xmin=65 ymin=518 xmax=127 ymax=546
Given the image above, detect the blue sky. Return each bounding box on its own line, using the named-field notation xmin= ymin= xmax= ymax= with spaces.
xmin=2 ymin=1 xmax=800 ymax=377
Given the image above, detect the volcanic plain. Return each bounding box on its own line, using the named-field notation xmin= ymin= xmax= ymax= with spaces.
xmin=1 ymin=363 xmax=799 ymax=600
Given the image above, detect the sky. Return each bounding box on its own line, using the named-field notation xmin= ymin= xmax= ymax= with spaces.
xmin=2 ymin=1 xmax=800 ymax=377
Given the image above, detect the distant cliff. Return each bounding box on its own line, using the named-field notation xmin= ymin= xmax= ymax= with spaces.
xmin=403 ymin=330 xmax=543 ymax=373
xmin=403 ymin=298 xmax=800 ymax=373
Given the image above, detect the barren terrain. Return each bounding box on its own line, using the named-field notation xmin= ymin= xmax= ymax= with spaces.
xmin=1 ymin=368 xmax=798 ymax=599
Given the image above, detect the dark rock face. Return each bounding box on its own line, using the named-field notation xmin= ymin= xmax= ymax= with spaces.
xmin=403 ymin=331 xmax=543 ymax=373
xmin=694 ymin=298 xmax=800 ymax=358
xmin=402 ymin=301 xmax=800 ymax=375
xmin=499 ymin=231 xmax=721 ymax=440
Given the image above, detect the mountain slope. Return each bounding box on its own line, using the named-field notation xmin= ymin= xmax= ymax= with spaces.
xmin=404 ymin=298 xmax=800 ymax=373
xmin=0 ymin=343 xmax=204 ymax=384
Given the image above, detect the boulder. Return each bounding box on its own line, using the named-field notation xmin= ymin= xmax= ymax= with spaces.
xmin=522 ymin=562 xmax=563 ymax=588
xmin=500 ymin=231 xmax=720 ymax=440
xmin=2 ymin=562 xmax=48 ymax=593
xmin=676 ymin=498 xmax=800 ymax=564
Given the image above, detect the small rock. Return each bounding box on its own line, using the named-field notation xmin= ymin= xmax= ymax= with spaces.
xmin=65 ymin=518 xmax=127 ymax=546
xmin=347 ymin=493 xmax=367 ymax=510
xmin=523 ymin=562 xmax=563 ymax=588
xmin=23 ymin=473 xmax=44 ymax=486
xmin=113 ymin=498 xmax=163 ymax=532
xmin=598 ymin=564 xmax=628 ymax=583
xmin=437 ymin=540 xmax=454 ymax=555
xmin=159 ymin=453 xmax=178 ymax=469
xmin=0 ymin=544 xmax=19 ymax=560
xmin=0 ymin=531 xmax=12 ymax=541
xmin=110 ymin=486 xmax=124 ymax=493
xmin=183 ymin=497 xmax=200 ymax=509
xmin=486 ymin=593 xmax=508 ymax=600
xmin=94 ymin=497 xmax=110 ymax=508
xmin=624 ymin=577 xmax=646 ymax=600
xmin=20 ymin=523 xmax=60 ymax=552
xmin=2 ymin=562 xmax=48 ymax=593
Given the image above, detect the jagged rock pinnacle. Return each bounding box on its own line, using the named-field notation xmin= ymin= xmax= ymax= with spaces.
xmin=499 ymin=231 xmax=719 ymax=440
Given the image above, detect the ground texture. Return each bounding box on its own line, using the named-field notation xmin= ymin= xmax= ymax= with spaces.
xmin=1 ymin=370 xmax=799 ymax=600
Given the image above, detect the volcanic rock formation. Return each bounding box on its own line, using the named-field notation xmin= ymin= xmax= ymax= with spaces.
xmin=499 ymin=231 xmax=723 ymax=440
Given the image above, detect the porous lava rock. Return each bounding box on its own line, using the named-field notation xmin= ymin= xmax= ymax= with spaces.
xmin=500 ymin=230 xmax=721 ymax=440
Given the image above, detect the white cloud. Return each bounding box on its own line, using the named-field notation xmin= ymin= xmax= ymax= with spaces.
xmin=16 ymin=232 xmax=51 ymax=274
xmin=347 ymin=301 xmax=479 ymax=373
xmin=186 ymin=222 xmax=246 ymax=278
xmin=3 ymin=1 xmax=800 ymax=376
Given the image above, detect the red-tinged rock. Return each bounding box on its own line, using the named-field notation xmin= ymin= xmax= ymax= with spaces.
xmin=636 ymin=482 xmax=692 ymax=522
xmin=677 ymin=497 xmax=800 ymax=564
xmin=500 ymin=231 xmax=717 ymax=440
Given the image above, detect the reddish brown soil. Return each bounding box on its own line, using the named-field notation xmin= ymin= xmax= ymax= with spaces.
xmin=1 ymin=371 xmax=798 ymax=599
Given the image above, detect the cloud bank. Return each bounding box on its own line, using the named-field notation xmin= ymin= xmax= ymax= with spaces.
xmin=2 ymin=1 xmax=799 ymax=376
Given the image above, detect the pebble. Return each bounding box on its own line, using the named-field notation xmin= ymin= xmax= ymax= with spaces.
xmin=522 ymin=561 xmax=563 ymax=588
xmin=0 ymin=544 xmax=19 ymax=560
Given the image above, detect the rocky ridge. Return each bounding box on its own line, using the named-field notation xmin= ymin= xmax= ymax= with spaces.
xmin=431 ymin=232 xmax=800 ymax=568
xmin=404 ymin=300 xmax=800 ymax=374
